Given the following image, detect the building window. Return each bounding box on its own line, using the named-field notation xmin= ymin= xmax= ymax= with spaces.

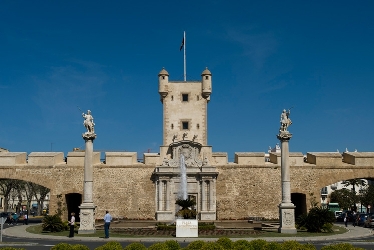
xmin=171 ymin=124 xmax=174 ymax=129
xmin=182 ymin=122 xmax=189 ymax=130
xmin=162 ymin=76 xmax=165 ymax=79
xmin=197 ymin=95 xmax=199 ymax=101
xmin=205 ymin=76 xmax=209 ymax=80
xmin=171 ymin=96 xmax=173 ymax=101
xmin=182 ymin=94 xmax=189 ymax=102
xmin=197 ymin=124 xmax=200 ymax=129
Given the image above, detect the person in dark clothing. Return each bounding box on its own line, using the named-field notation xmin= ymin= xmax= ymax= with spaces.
xmin=344 ymin=214 xmax=348 ymax=227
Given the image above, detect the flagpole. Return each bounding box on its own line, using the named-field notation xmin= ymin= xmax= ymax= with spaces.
xmin=183 ymin=31 xmax=186 ymax=81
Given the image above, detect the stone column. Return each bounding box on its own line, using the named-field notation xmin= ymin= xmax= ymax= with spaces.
xmin=158 ymin=180 xmax=163 ymax=211
xmin=166 ymin=180 xmax=170 ymax=211
xmin=277 ymin=130 xmax=297 ymax=234
xmin=209 ymin=179 xmax=214 ymax=211
xmin=201 ymin=180 xmax=206 ymax=211
xmin=78 ymin=132 xmax=97 ymax=234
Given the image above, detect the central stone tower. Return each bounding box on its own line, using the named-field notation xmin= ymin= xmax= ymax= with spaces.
xmin=154 ymin=68 xmax=218 ymax=221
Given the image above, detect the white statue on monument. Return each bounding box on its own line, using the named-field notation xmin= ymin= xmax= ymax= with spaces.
xmin=83 ymin=110 xmax=95 ymax=134
xmin=279 ymin=109 xmax=292 ymax=132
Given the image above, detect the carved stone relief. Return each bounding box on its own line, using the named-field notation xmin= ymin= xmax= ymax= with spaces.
xmin=162 ymin=141 xmax=204 ymax=168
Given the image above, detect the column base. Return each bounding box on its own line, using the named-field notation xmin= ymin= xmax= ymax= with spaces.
xmin=199 ymin=211 xmax=216 ymax=220
xmin=156 ymin=211 xmax=173 ymax=221
xmin=78 ymin=203 xmax=96 ymax=234
xmin=278 ymin=227 xmax=297 ymax=234
xmin=278 ymin=203 xmax=297 ymax=234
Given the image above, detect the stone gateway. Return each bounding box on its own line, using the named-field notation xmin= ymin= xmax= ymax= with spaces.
xmin=0 ymin=69 xmax=374 ymax=223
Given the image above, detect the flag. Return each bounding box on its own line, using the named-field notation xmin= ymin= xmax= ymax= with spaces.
xmin=179 ymin=37 xmax=184 ymax=51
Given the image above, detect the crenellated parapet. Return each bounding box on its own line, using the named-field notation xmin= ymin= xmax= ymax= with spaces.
xmin=28 ymin=152 xmax=65 ymax=166
xmin=306 ymin=152 xmax=342 ymax=166
xmin=1 ymin=151 xmax=374 ymax=168
xmin=268 ymin=152 xmax=304 ymax=166
xmin=67 ymin=152 xmax=101 ymax=166
xmin=0 ymin=152 xmax=27 ymax=166
xmin=235 ymin=152 xmax=265 ymax=165
xmin=342 ymin=152 xmax=374 ymax=166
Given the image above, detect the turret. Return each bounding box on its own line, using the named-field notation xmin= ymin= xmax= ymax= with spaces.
xmin=158 ymin=68 xmax=169 ymax=101
xmin=201 ymin=67 xmax=212 ymax=100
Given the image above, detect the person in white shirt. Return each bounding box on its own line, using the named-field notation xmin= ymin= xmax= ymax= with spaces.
xmin=103 ymin=210 xmax=112 ymax=238
xmin=69 ymin=212 xmax=75 ymax=238
xmin=23 ymin=213 xmax=28 ymax=225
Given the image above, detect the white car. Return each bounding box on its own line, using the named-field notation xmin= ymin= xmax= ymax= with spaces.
xmin=335 ymin=211 xmax=343 ymax=218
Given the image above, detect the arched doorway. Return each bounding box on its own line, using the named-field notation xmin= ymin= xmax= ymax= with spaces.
xmin=65 ymin=193 xmax=82 ymax=222
xmin=291 ymin=193 xmax=307 ymax=219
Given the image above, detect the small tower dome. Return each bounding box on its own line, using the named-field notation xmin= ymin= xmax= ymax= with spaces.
xmin=158 ymin=68 xmax=169 ymax=101
xmin=201 ymin=67 xmax=212 ymax=99
xmin=201 ymin=68 xmax=211 ymax=76
xmin=158 ymin=68 xmax=169 ymax=76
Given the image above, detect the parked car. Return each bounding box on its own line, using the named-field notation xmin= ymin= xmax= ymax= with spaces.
xmin=0 ymin=212 xmax=10 ymax=218
xmin=357 ymin=213 xmax=368 ymax=226
xmin=364 ymin=214 xmax=374 ymax=228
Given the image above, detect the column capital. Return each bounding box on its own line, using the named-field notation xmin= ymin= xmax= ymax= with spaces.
xmin=277 ymin=131 xmax=292 ymax=141
xmin=82 ymin=133 xmax=97 ymax=141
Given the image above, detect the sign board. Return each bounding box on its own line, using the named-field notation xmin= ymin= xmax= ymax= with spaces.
xmin=0 ymin=217 xmax=6 ymax=225
xmin=176 ymin=219 xmax=198 ymax=237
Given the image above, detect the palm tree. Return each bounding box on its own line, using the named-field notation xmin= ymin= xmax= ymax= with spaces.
xmin=342 ymin=179 xmax=367 ymax=211
xmin=175 ymin=199 xmax=197 ymax=219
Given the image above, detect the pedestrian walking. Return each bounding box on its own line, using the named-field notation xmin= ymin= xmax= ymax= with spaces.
xmin=23 ymin=213 xmax=28 ymax=225
xmin=103 ymin=210 xmax=112 ymax=238
xmin=6 ymin=214 xmax=11 ymax=225
xmin=12 ymin=213 xmax=18 ymax=225
xmin=344 ymin=214 xmax=348 ymax=227
xmin=353 ymin=211 xmax=357 ymax=227
xmin=355 ymin=213 xmax=360 ymax=227
xmin=68 ymin=212 xmax=75 ymax=238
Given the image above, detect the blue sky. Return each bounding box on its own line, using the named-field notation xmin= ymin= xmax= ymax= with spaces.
xmin=1 ymin=1 xmax=373 ymax=161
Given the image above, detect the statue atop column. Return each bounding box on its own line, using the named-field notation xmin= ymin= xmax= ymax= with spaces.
xmin=279 ymin=109 xmax=292 ymax=132
xmin=278 ymin=109 xmax=292 ymax=140
xmin=83 ymin=110 xmax=95 ymax=134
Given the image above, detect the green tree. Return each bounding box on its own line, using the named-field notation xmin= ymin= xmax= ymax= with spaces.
xmin=330 ymin=188 xmax=358 ymax=210
xmin=0 ymin=179 xmax=19 ymax=212
xmin=359 ymin=184 xmax=374 ymax=212
xmin=30 ymin=183 xmax=50 ymax=216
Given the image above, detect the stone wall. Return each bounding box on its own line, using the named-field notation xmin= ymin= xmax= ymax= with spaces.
xmin=1 ymin=151 xmax=374 ymax=221
xmin=93 ymin=165 xmax=155 ymax=219
xmin=216 ymin=164 xmax=281 ymax=219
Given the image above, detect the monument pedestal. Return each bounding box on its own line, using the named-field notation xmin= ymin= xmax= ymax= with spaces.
xmin=78 ymin=203 xmax=96 ymax=234
xmin=278 ymin=203 xmax=297 ymax=234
